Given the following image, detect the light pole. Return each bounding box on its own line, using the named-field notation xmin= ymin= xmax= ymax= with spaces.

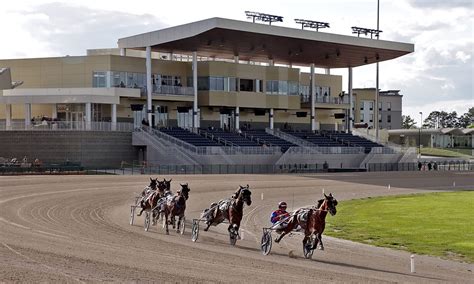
xmin=419 ymin=111 xmax=423 ymax=157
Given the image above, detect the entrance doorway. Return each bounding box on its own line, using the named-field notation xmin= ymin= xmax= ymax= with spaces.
xmin=177 ymin=108 xmax=193 ymax=129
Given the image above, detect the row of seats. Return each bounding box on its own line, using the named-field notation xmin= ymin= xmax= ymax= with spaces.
xmin=283 ymin=130 xmax=345 ymax=147
xmin=242 ymin=130 xmax=297 ymax=152
xmin=203 ymin=129 xmax=260 ymax=147
xmin=327 ymin=132 xmax=383 ymax=153
xmin=159 ymin=128 xmax=221 ymax=147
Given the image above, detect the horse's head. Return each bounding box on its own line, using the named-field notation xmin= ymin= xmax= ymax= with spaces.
xmin=179 ymin=183 xmax=190 ymax=200
xmin=163 ymin=178 xmax=172 ymax=191
xmin=238 ymin=185 xmax=252 ymax=206
xmin=157 ymin=180 xmax=167 ymax=192
xmin=149 ymin=177 xmax=158 ymax=190
xmin=323 ymin=193 xmax=338 ymax=216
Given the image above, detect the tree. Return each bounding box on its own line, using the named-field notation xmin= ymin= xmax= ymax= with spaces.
xmin=458 ymin=107 xmax=473 ymax=128
xmin=423 ymin=111 xmax=459 ymax=128
xmin=401 ymin=115 xmax=417 ymax=129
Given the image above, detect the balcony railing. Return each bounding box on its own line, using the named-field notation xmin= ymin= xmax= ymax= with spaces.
xmin=300 ymin=95 xmax=350 ymax=105
xmin=152 ymin=85 xmax=194 ymax=96
xmin=0 ymin=121 xmax=134 ymax=132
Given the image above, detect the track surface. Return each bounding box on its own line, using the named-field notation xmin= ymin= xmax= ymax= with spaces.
xmin=1 ymin=172 xmax=473 ymax=283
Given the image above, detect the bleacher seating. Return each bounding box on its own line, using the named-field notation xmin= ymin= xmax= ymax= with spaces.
xmin=159 ymin=128 xmax=221 ymax=147
xmin=325 ymin=132 xmax=384 ymax=153
xmin=242 ymin=129 xmax=297 ymax=152
xmin=283 ymin=130 xmax=345 ymax=147
xmin=202 ymin=128 xmax=260 ymax=147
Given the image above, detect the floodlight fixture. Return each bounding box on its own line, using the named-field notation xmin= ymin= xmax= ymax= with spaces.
xmin=294 ymin=19 xmax=330 ymax=31
xmin=245 ymin=11 xmax=283 ymax=25
xmin=351 ymin=26 xmax=382 ymax=39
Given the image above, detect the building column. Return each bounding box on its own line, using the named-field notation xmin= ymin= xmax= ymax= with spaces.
xmin=234 ymin=55 xmax=239 ymax=63
xmin=310 ymin=63 xmax=316 ymax=131
xmin=269 ymin=108 xmax=274 ymax=130
xmin=52 ymin=104 xmax=58 ymax=120
xmin=235 ymin=106 xmax=240 ymax=130
xmin=5 ymin=104 xmax=12 ymax=130
xmin=146 ymin=46 xmax=153 ymax=125
xmin=192 ymin=51 xmax=199 ymax=128
xmin=269 ymin=59 xmax=274 ymax=66
xmin=85 ymin=102 xmax=91 ymax=130
xmin=120 ymin=48 xmax=126 ymax=56
xmin=24 ymin=103 xmax=31 ymax=129
xmin=324 ymin=68 xmax=330 ymax=75
xmin=348 ymin=67 xmax=353 ymax=132
xmin=111 ymin=104 xmax=117 ymax=131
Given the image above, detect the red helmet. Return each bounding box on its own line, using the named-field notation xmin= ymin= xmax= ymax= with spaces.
xmin=278 ymin=201 xmax=287 ymax=209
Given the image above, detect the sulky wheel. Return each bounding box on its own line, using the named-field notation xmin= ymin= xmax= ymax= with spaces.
xmin=191 ymin=219 xmax=199 ymax=242
xmin=260 ymin=230 xmax=272 ymax=255
xmin=129 ymin=206 xmax=135 ymax=225
xmin=144 ymin=211 xmax=151 ymax=232
xmin=303 ymin=235 xmax=316 ymax=259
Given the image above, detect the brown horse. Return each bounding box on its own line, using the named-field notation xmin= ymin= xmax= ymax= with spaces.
xmin=137 ymin=178 xmax=167 ymax=217
xmin=163 ymin=183 xmax=190 ymax=235
xmin=275 ymin=193 xmax=338 ymax=252
xmin=203 ymin=185 xmax=252 ymax=241
xmin=163 ymin=178 xmax=172 ymax=192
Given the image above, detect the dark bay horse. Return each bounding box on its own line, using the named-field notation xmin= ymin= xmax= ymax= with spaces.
xmin=137 ymin=178 xmax=167 ymax=217
xmin=163 ymin=183 xmax=190 ymax=234
xmin=275 ymin=193 xmax=338 ymax=251
xmin=203 ymin=185 xmax=252 ymax=240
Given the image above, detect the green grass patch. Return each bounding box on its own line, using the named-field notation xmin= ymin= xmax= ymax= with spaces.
xmin=326 ymin=191 xmax=474 ymax=262
xmin=420 ymin=147 xmax=471 ymax=158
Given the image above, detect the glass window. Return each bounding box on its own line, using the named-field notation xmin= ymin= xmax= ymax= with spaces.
xmin=93 ymin=72 xmax=106 ymax=88
xmin=370 ymin=113 xmax=374 ymax=122
xmin=229 ymin=77 xmax=237 ymax=92
xmin=387 ymin=102 xmax=392 ymax=110
xmin=369 ymin=102 xmax=374 ymax=110
xmin=278 ymin=81 xmax=288 ymax=95
xmin=288 ymin=82 xmax=298 ymax=96
xmin=387 ymin=115 xmax=391 ymax=123
xmin=360 ymin=113 xmax=364 ymax=122
xmin=197 ymin=77 xmax=209 ymax=91
xmin=378 ymin=102 xmax=382 ymax=110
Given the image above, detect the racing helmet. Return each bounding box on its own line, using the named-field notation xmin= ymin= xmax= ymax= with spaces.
xmin=278 ymin=201 xmax=287 ymax=209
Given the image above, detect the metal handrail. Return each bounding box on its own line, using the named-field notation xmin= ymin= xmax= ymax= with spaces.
xmin=0 ymin=121 xmax=134 ymax=132
xmin=286 ymin=146 xmax=365 ymax=155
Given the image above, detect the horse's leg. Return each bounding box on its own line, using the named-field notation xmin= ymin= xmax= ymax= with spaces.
xmin=204 ymin=209 xmax=218 ymax=231
xmin=275 ymin=230 xmax=288 ymax=243
xmin=164 ymin=210 xmax=169 ymax=235
xmin=176 ymin=214 xmax=182 ymax=233
xmin=318 ymin=233 xmax=324 ymax=250
xmin=311 ymin=233 xmax=319 ymax=250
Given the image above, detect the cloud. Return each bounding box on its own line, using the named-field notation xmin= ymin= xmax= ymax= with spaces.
xmin=407 ymin=0 xmax=473 ymax=9
xmin=16 ymin=2 xmax=165 ymax=56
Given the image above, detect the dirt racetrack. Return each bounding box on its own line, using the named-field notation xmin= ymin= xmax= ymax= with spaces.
xmin=1 ymin=171 xmax=473 ymax=283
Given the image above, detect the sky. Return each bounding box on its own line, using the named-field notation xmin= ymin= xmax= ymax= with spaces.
xmin=0 ymin=0 xmax=472 ymax=126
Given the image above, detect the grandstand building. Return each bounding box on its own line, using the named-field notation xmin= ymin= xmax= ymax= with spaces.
xmin=0 ymin=17 xmax=414 ymax=168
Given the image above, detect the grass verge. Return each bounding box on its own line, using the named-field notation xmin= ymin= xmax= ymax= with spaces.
xmin=420 ymin=147 xmax=471 ymax=158
xmin=326 ymin=191 xmax=474 ymax=263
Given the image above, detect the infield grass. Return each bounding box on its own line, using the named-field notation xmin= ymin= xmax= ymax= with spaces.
xmin=326 ymin=191 xmax=474 ymax=263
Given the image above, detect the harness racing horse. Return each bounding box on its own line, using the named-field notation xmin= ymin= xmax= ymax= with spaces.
xmin=163 ymin=183 xmax=190 ymax=235
xmin=274 ymin=193 xmax=338 ymax=256
xmin=137 ymin=178 xmax=167 ymax=218
xmin=203 ymin=185 xmax=252 ymax=244
xmin=163 ymin=178 xmax=172 ymax=193
xmin=137 ymin=178 xmax=158 ymax=216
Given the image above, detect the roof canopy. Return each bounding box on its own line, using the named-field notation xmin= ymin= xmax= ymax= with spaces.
xmin=118 ymin=18 xmax=414 ymax=68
